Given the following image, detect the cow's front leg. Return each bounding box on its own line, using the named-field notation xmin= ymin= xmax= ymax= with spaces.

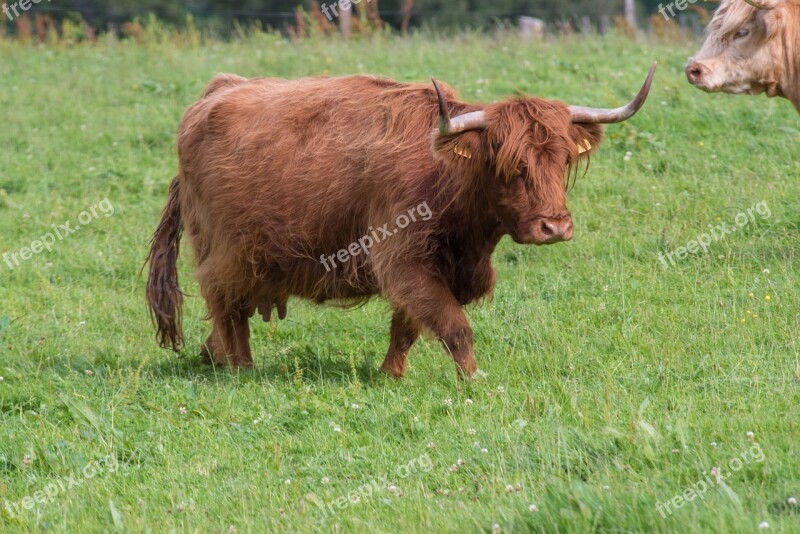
xmin=383 ymin=264 xmax=477 ymax=379
xmin=380 ymin=309 xmax=420 ymax=379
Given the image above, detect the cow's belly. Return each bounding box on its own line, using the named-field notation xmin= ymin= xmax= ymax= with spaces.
xmin=254 ymin=256 xmax=380 ymax=308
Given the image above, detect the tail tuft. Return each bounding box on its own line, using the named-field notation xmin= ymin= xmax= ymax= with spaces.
xmin=146 ymin=176 xmax=184 ymax=351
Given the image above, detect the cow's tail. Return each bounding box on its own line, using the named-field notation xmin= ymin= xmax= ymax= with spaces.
xmin=146 ymin=176 xmax=184 ymax=351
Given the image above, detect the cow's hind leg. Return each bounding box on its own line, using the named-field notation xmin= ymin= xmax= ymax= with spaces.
xmin=380 ymin=309 xmax=420 ymax=379
xmin=200 ymin=298 xmax=254 ymax=368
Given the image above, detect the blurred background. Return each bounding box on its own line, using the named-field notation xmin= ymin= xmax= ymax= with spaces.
xmin=1 ymin=0 xmax=711 ymax=42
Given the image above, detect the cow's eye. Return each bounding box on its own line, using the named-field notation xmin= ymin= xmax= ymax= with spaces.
xmin=735 ymin=29 xmax=750 ymax=39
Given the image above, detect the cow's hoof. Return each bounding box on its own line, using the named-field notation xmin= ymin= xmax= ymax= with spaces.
xmin=455 ymin=361 xmax=478 ymax=381
xmin=380 ymin=364 xmax=406 ymax=380
xmin=199 ymin=346 xmax=253 ymax=368
xmin=200 ymin=344 xmax=214 ymax=365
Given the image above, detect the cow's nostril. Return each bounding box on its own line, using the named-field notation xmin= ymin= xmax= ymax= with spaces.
xmin=538 ymin=219 xmax=573 ymax=243
xmin=541 ymin=221 xmax=557 ymax=238
xmin=686 ymin=62 xmax=705 ymax=82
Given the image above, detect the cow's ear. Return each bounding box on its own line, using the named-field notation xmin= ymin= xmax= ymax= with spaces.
xmin=431 ymin=130 xmax=486 ymax=171
xmin=567 ymin=123 xmax=604 ymax=159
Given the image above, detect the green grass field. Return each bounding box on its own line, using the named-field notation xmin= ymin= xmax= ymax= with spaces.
xmin=1 ymin=31 xmax=799 ymax=533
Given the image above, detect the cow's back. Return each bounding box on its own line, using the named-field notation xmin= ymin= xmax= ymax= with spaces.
xmin=178 ymin=75 xmax=443 ymax=206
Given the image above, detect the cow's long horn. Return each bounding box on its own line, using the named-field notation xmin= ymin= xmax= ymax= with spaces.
xmin=432 ymin=78 xmax=488 ymax=135
xmin=743 ymin=0 xmax=777 ymax=10
xmin=569 ymin=62 xmax=658 ymax=124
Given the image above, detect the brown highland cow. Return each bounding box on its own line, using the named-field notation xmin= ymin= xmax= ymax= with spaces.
xmin=147 ymin=65 xmax=656 ymax=379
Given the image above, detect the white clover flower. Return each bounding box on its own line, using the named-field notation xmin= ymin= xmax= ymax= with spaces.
xmin=528 ymin=504 xmax=538 ymax=512
xmin=710 ymin=467 xmax=722 ymax=483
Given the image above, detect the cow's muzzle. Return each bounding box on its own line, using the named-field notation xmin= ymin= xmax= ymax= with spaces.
xmin=531 ymin=217 xmax=574 ymax=245
xmin=685 ymin=59 xmax=711 ymax=89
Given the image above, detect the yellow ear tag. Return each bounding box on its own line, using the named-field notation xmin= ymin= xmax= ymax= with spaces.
xmin=454 ymin=145 xmax=473 ymax=159
xmin=577 ymin=139 xmax=592 ymax=155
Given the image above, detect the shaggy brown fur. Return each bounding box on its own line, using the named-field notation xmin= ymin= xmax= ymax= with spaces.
xmin=146 ymin=74 xmax=605 ymax=378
